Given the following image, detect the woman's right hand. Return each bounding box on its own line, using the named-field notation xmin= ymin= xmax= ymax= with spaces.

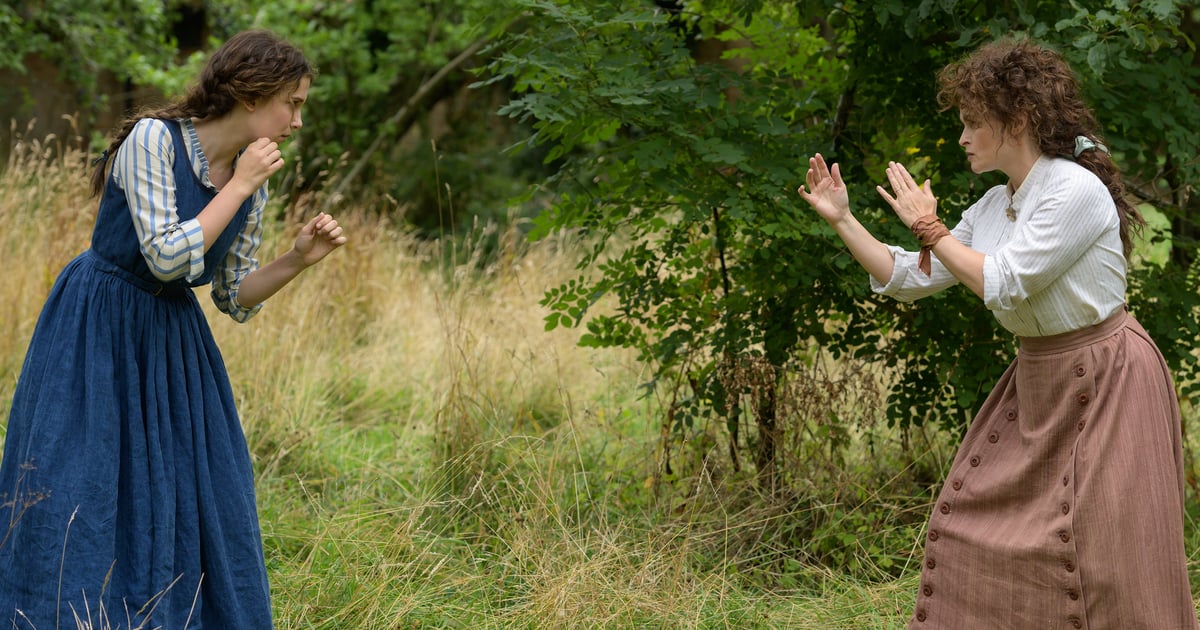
xmin=232 ymin=137 xmax=284 ymax=197
xmin=797 ymin=153 xmax=851 ymax=225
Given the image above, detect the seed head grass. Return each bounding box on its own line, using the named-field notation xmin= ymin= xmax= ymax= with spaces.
xmin=1 ymin=125 xmax=939 ymax=629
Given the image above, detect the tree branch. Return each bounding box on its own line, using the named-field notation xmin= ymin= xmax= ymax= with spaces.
xmin=320 ymin=33 xmax=492 ymax=213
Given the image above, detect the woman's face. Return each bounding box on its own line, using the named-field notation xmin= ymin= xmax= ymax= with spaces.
xmin=957 ymin=109 xmax=1036 ymax=179
xmin=958 ymin=112 xmax=1004 ymax=174
xmin=247 ymin=76 xmax=311 ymax=143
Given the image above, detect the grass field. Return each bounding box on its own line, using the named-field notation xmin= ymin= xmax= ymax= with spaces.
xmin=1 ymin=135 xmax=1198 ymax=628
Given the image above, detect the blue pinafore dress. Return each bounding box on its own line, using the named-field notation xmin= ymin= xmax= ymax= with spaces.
xmin=0 ymin=119 xmax=272 ymax=628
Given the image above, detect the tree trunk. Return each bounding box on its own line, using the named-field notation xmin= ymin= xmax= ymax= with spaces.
xmin=754 ymin=384 xmax=777 ymax=493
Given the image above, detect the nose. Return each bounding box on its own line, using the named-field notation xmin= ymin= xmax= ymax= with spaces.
xmin=958 ymin=128 xmax=969 ymax=146
xmin=292 ymin=109 xmax=303 ymax=130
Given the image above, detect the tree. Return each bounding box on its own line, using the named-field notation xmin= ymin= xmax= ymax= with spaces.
xmin=2 ymin=0 xmax=526 ymax=231
xmin=487 ymin=0 xmax=1200 ymax=489
xmin=0 ymin=0 xmax=180 ymax=142
xmin=168 ymin=0 xmax=527 ymax=229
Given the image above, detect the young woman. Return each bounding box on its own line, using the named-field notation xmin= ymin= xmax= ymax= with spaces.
xmin=0 ymin=30 xmax=345 ymax=627
xmin=798 ymin=39 xmax=1198 ymax=628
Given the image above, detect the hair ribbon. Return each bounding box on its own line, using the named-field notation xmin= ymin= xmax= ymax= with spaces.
xmin=1073 ymin=136 xmax=1108 ymax=158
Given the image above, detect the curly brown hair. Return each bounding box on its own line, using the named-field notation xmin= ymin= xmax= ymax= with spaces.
xmin=90 ymin=29 xmax=314 ymax=196
xmin=936 ymin=38 xmax=1143 ymax=258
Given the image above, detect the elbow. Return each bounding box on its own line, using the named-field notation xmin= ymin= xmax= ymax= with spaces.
xmin=143 ymin=241 xmax=203 ymax=282
xmin=146 ymin=259 xmax=189 ymax=282
xmin=212 ymin=287 xmax=262 ymax=323
xmin=222 ymin=302 xmax=259 ymax=324
xmin=981 ymin=257 xmax=1014 ymax=309
xmin=983 ymin=282 xmax=1025 ymax=311
xmin=143 ymin=223 xmax=204 ymax=281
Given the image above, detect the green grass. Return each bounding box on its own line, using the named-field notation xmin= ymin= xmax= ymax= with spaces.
xmin=193 ymin=209 xmax=932 ymax=628
xmin=4 ymin=136 xmax=1200 ymax=628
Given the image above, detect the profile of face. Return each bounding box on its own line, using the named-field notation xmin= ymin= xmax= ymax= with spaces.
xmin=958 ymin=112 xmax=1002 ymax=174
xmin=245 ymin=77 xmax=311 ymax=144
xmin=957 ymin=109 xmax=1032 ymax=177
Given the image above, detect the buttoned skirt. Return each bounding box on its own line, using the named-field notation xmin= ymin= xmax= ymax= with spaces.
xmin=909 ymin=310 xmax=1198 ymax=629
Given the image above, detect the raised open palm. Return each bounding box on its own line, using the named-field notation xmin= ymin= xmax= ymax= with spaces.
xmin=797 ymin=153 xmax=851 ymax=224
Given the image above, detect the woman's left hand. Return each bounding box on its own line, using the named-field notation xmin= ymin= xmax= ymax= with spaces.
xmin=294 ymin=212 xmax=348 ymax=266
xmin=876 ymin=161 xmax=938 ymax=228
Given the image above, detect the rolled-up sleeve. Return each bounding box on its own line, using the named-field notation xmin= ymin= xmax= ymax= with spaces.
xmin=113 ymin=119 xmax=206 ymax=282
xmin=982 ymin=177 xmax=1114 ymax=312
xmin=872 ymin=210 xmax=976 ymax=302
xmin=210 ymin=186 xmax=267 ymax=323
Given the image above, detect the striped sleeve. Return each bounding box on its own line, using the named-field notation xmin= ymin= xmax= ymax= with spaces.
xmin=112 ymin=119 xmax=206 ymax=282
xmin=210 ymin=185 xmax=267 ymax=323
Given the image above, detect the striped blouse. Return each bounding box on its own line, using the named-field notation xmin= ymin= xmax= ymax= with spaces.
xmin=872 ymin=155 xmax=1127 ymax=337
xmin=112 ymin=118 xmax=265 ymax=323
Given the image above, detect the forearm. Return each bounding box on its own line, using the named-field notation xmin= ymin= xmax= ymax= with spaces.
xmin=197 ymin=185 xmax=258 ymax=252
xmin=232 ymin=212 xmax=347 ymax=310
xmin=929 ymin=238 xmax=985 ymax=299
xmin=830 ymin=214 xmax=896 ymax=284
xmin=234 ymin=249 xmax=308 ymax=308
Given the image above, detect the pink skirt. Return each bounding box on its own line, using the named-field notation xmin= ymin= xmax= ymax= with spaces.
xmin=910 ymin=310 xmax=1198 ymax=629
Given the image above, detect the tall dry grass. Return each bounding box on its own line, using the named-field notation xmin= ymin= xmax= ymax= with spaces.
xmin=0 ymin=120 xmax=96 ymax=391
xmin=0 ymin=124 xmax=927 ymax=629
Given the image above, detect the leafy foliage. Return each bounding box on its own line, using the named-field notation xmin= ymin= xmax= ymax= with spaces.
xmin=3 ymin=0 xmax=528 ymax=230
xmin=488 ymin=0 xmax=1200 ymax=486
xmin=200 ymin=0 xmax=525 ymax=226
xmin=9 ymin=0 xmax=1200 ymax=486
xmin=489 ymin=0 xmax=899 ymax=487
xmin=0 ymin=0 xmax=179 ymax=130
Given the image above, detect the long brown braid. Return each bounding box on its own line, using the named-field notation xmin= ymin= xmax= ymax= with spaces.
xmin=89 ymin=29 xmax=314 ymax=197
xmin=936 ymin=38 xmax=1144 ymax=258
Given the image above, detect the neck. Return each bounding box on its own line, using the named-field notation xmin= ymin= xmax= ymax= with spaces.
xmin=1003 ymin=142 xmax=1043 ymax=192
xmin=191 ymin=114 xmax=249 ymax=168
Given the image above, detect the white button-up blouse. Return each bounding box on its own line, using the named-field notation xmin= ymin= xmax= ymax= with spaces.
xmin=872 ymin=156 xmax=1127 ymax=337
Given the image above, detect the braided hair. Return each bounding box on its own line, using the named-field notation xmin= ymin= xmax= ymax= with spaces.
xmin=90 ymin=29 xmax=313 ymax=196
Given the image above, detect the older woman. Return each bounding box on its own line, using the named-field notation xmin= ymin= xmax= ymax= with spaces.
xmin=798 ymin=38 xmax=1197 ymax=629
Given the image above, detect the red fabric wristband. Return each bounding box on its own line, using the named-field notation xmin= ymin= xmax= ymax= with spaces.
xmin=910 ymin=215 xmax=951 ymax=276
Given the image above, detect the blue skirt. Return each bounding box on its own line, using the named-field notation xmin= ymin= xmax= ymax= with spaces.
xmin=0 ymin=250 xmax=272 ymax=628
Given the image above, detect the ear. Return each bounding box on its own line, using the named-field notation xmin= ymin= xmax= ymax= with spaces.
xmin=1008 ymin=114 xmax=1031 ymax=141
xmin=241 ymin=99 xmax=257 ymax=113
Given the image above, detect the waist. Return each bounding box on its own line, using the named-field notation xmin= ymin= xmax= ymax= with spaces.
xmin=85 ymin=250 xmax=192 ymax=297
xmin=1017 ymin=307 xmax=1129 ymax=355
